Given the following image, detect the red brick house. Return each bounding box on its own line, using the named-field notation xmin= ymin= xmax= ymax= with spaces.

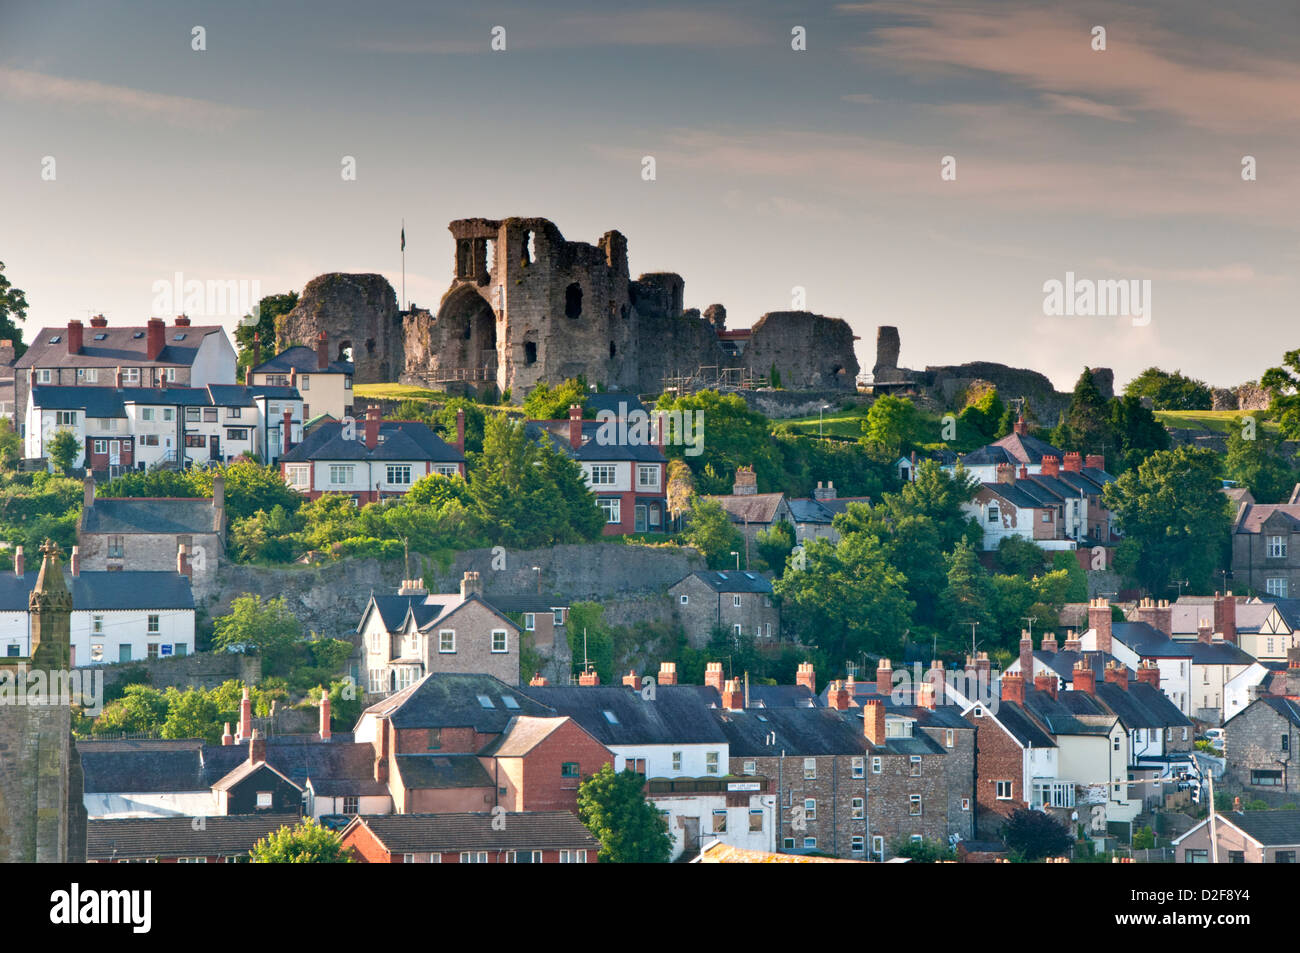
xmin=341 ymin=811 xmax=598 ymax=863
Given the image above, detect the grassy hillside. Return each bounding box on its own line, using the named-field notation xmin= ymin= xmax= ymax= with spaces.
xmin=1154 ymin=410 xmax=1280 ymax=435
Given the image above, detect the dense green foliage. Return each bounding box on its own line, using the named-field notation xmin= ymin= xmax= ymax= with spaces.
xmin=1002 ymin=808 xmax=1073 ymax=861
xmin=682 ymin=497 xmax=745 ymax=569
xmin=1124 ymin=367 xmax=1213 ymax=410
xmin=576 ymin=764 xmax=674 ymax=863
xmin=523 ymin=378 xmax=588 ymax=420
xmin=0 ymin=262 xmax=28 ymax=358
xmin=250 ymin=818 xmax=354 ymax=863
xmin=1223 ymin=417 xmax=1297 ymax=504
xmin=235 ymin=291 xmax=299 ymax=371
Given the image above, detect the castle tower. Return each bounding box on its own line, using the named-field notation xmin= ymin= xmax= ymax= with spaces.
xmin=29 ymin=539 xmax=73 ymax=672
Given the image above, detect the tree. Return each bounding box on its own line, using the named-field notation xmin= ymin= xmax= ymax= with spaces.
xmin=432 ymin=398 xmax=486 ymax=454
xmin=755 ymin=520 xmax=796 ymax=575
xmin=665 ymin=458 xmax=695 ymax=528
xmin=1224 ymin=418 xmax=1296 ymax=504
xmin=1052 ymin=369 xmax=1113 ymax=457
xmin=0 ymin=418 xmax=21 ymax=470
xmin=940 ymin=539 xmax=994 ymax=652
xmin=212 ymin=594 xmax=302 ymax=676
xmin=860 ymin=394 xmax=922 ymax=457
xmin=1263 ymin=351 xmax=1300 ymax=439
xmin=47 ymin=429 xmax=79 ymax=474
xmin=91 ymin=684 xmax=168 ymax=736
xmin=995 ymin=536 xmax=1048 ymax=578
xmin=0 ymin=262 xmax=28 ymax=358
xmin=1123 ymin=367 xmax=1213 ymax=410
xmin=576 ymin=764 xmax=673 ymax=863
xmin=189 ymin=460 xmax=304 ymax=522
xmin=656 ymin=390 xmax=782 ymax=495
xmin=889 ymin=836 xmax=956 ymax=862
xmin=567 ymin=602 xmax=615 ymax=684
xmin=956 ymin=387 xmax=1006 ymax=445
xmin=235 ymin=291 xmax=298 ymax=371
xmin=1102 ymin=446 xmax=1231 ymax=595
xmin=682 ymin=497 xmax=744 ymax=569
xmin=1132 ymin=826 xmax=1155 ymax=850
xmin=160 ymin=686 xmax=222 ymax=744
xmin=250 ymin=818 xmax=354 ymax=863
xmin=1107 ymin=395 xmax=1170 ymax=472
xmin=1001 ymin=808 xmax=1073 ymax=861
xmin=523 ymin=378 xmax=587 ymax=420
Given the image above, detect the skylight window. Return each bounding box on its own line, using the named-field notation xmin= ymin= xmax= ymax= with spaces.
xmin=94 ymin=333 xmax=107 ymax=340
xmin=502 ymin=696 xmax=520 ymax=709
xmin=133 ymin=331 xmax=144 ymax=339
xmin=174 ymin=333 xmax=186 ymax=341
xmin=602 ymin=710 xmax=619 ymax=724
xmin=48 ymin=336 xmax=60 ymax=344
xmin=476 ymin=694 xmax=495 ymax=709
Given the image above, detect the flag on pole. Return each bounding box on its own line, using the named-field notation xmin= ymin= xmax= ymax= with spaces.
xmin=401 ymin=224 xmax=406 ymax=252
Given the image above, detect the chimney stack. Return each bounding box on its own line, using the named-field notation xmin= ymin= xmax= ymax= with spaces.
xmin=1034 ymin=671 xmax=1057 ymax=699
xmin=1084 ymin=454 xmax=1105 ymax=471
xmin=67 ymin=319 xmax=83 ymax=355
xmin=1136 ymin=659 xmax=1161 ymax=688
xmin=827 ymin=679 xmax=851 ymax=710
xmin=705 ymin=661 xmax=724 ymax=693
xmin=364 ymin=405 xmax=380 ymax=450
xmin=1019 ymin=634 xmax=1034 ymax=680
xmin=374 ymin=717 xmax=390 ymax=783
xmin=1013 ymin=416 xmax=1028 ymax=437
xmin=568 ymin=404 xmax=583 ymax=450
xmin=146 ymin=317 xmax=166 ymax=361
xmin=529 ymin=674 xmax=550 ymax=687
xmin=83 ymin=473 xmax=95 ymax=510
xmin=13 ymin=545 xmax=22 ymax=577
xmin=876 ymin=658 xmax=893 ymax=698
xmin=317 ymin=331 xmax=329 ymax=371
xmin=1215 ymin=592 xmax=1237 ymax=645
xmin=114 ymin=366 xmax=123 ymax=389
xmin=174 ymin=314 xmax=190 ymax=327
xmin=1103 ymin=661 xmax=1129 ymax=691
xmin=1089 ymin=599 xmax=1112 ymax=655
xmin=221 ymin=723 xmax=233 ymax=746
xmin=1063 ymin=629 xmax=1081 ymax=653
xmin=69 ymin=545 xmax=80 ymax=577
xmin=249 ymin=729 xmax=266 ymax=765
xmin=1041 ymin=633 xmax=1058 ymax=653
xmin=1063 ymin=452 xmax=1083 ymax=473
xmin=1001 ymin=672 xmax=1025 ymax=705
xmin=283 ymin=408 xmax=294 ymax=456
xmin=863 ymin=698 xmax=886 ymax=746
xmin=622 ymin=669 xmax=640 ymax=688
xmin=90 ymin=314 xmax=107 ymax=328
xmin=1197 ymin=620 xmax=1213 ymax=644
xmin=237 ymin=687 xmax=252 ymax=743
xmin=926 ymin=659 xmax=945 ymax=707
xmin=996 ymin=463 xmax=1016 ymax=484
xmin=459 ymin=571 xmax=482 ymax=598
xmin=1073 ymin=659 xmax=1096 ymax=695
xmin=657 ymin=661 xmax=677 ymax=686
xmin=244 ymin=366 xmax=252 ymax=386
xmin=732 ymin=465 xmax=757 ymax=496
xmin=578 ymin=669 xmax=600 ymax=686
xmin=796 ymin=661 xmax=815 ymax=694
xmin=252 ymin=332 xmax=261 ymax=368
xmin=722 ymin=678 xmax=745 ymax=711
xmin=177 ymin=543 xmax=190 ymax=577
xmin=212 ymin=473 xmax=225 ymax=514
xmin=917 ymin=681 xmax=936 ymax=710
xmin=319 ymin=694 xmax=332 ymax=741
xmin=1040 ymin=455 xmax=1060 ymax=477
xmin=455 ymin=408 xmax=466 ymax=453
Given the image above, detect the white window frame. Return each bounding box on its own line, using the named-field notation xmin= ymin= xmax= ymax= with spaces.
xmin=386 ymin=464 xmax=412 ymax=485
xmin=491 ymin=629 xmax=508 ymax=653
xmin=995 ymin=780 xmax=1013 ymax=800
xmin=329 ymin=464 xmax=355 ymax=486
xmin=597 ymin=498 xmax=620 ymax=524
xmin=588 ymin=464 xmax=617 ymax=486
xmin=637 ymin=464 xmax=659 ymax=489
xmin=439 ymin=629 xmax=455 ymax=653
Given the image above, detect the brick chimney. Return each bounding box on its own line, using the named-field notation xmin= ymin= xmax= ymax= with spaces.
xmin=996 ymin=463 xmax=1016 ymax=484
xmin=1084 ymin=454 xmax=1105 ymax=471
xmin=827 ymin=679 xmax=851 ymax=710
xmin=926 ymin=659 xmax=945 ymax=707
xmin=876 ymin=658 xmax=893 ymax=697
xmin=1041 ymin=633 xmax=1058 ymax=653
xmin=568 ymin=404 xmax=583 ymax=450
xmin=1073 ymin=659 xmax=1096 ymax=695
xmin=1136 ymin=659 xmax=1161 ymax=688
xmin=1001 ymin=672 xmax=1025 ymax=705
xmin=1215 ymin=592 xmax=1237 ymax=645
xmin=917 ymin=681 xmax=936 ymax=710
xmin=1019 ymin=634 xmax=1034 ymax=680
xmin=212 ymin=473 xmax=225 ymax=514
xmin=1040 ymin=455 xmax=1060 ymax=477
xmin=67 ymin=319 xmax=83 ymax=355
xmin=221 ymin=722 xmax=233 ymax=746
xmin=732 ymin=465 xmax=757 ymax=496
xmin=1089 ymin=599 xmax=1112 ymax=655
xmin=249 ymin=729 xmax=266 ymax=765
xmin=1154 ymin=600 xmax=1172 ymax=638
xmin=244 ymin=366 xmax=252 ymax=386
xmin=252 ymin=332 xmax=261 ymax=368
xmin=658 ymin=661 xmax=677 ymax=686
xmin=283 ymin=408 xmax=293 ymax=456
xmin=578 ymin=669 xmax=600 ymax=686
xmin=175 ymin=314 xmax=190 ymax=327
xmin=177 ymin=544 xmax=190 ymax=577
xmin=146 ymin=317 xmax=165 ymax=361
xmin=1014 ymin=416 xmax=1028 ymax=437
xmin=1063 ymin=629 xmax=1081 ymax=652
xmin=237 ymin=687 xmax=252 ymax=743
xmin=862 ymin=698 xmax=886 ymax=746
xmin=796 ymin=661 xmax=815 ymax=694
xmin=1197 ymin=620 xmax=1213 ymax=644
xmin=69 ymin=545 xmax=80 ymax=577
xmin=364 ymin=405 xmax=380 ymax=450
xmin=622 ymin=669 xmax=640 ymax=688
xmin=90 ymin=314 xmax=107 ymax=328
xmin=455 ymin=408 xmax=466 ymax=453
xmin=722 ymin=678 xmax=745 ymax=711
xmin=529 ymin=674 xmax=550 ymax=687
xmin=114 ymin=366 xmax=123 ymax=389
xmin=13 ymin=545 xmax=22 ymax=577
xmin=289 ymin=367 xmax=298 ymax=389
xmin=813 ymin=481 xmax=837 ymax=501
xmin=319 ymin=694 xmax=331 ymax=741
xmin=1063 ymin=452 xmax=1083 ymax=473
xmin=317 ymin=331 xmax=329 ymax=371
xmin=973 ymin=652 xmax=991 ymax=679
xmin=83 ymin=473 xmax=95 ymax=510
xmin=374 ymin=717 xmax=390 ymax=783
xmin=459 ymin=571 xmax=483 ymax=598
xmin=1034 ymin=672 xmax=1057 ymax=700
xmin=1104 ymin=661 xmax=1129 ymax=691
xmin=1019 ymin=465 xmax=1029 ymax=480
xmin=705 ymin=661 xmax=724 ymax=693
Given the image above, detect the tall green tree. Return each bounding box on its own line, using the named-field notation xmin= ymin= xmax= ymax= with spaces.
xmin=0 ymin=418 xmax=21 ymax=470
xmin=1107 ymin=395 xmax=1170 ymax=473
xmin=1262 ymin=351 xmax=1300 ymax=439
xmin=250 ymin=818 xmax=354 ymax=863
xmin=212 ymin=594 xmax=303 ymax=676
xmin=1002 ymin=808 xmax=1073 ymax=861
xmin=860 ymin=394 xmax=922 ymax=457
xmin=0 ymin=262 xmax=28 ymax=358
xmin=1123 ymin=367 xmax=1213 ymax=410
xmin=1102 ymin=446 xmax=1231 ymax=595
xmin=1223 ymin=417 xmax=1296 ymax=504
xmin=656 ymin=389 xmax=781 ymax=495
xmin=683 ymin=497 xmax=744 ymax=569
xmin=47 ymin=429 xmax=79 ymax=474
xmin=940 ymin=539 xmax=994 ymax=653
xmin=576 ymin=764 xmax=673 ymax=863
xmin=755 ymin=520 xmax=796 ymax=575
xmin=236 ymin=291 xmax=298 ymax=371
xmin=523 ymin=378 xmax=588 ymax=420
xmin=1053 ymin=369 xmax=1113 ymax=456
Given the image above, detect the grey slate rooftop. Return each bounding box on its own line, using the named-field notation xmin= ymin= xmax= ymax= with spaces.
xmin=281 ymin=419 xmax=463 ymax=464
xmin=81 ymin=497 xmax=222 ymax=536
xmin=0 ymin=569 xmax=194 ymax=612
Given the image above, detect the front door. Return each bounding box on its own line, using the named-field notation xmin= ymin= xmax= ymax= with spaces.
xmin=119 ymin=644 xmax=132 ymax=663
xmin=210 ymin=435 xmax=220 ymax=460
xmin=635 ymin=505 xmax=647 ymax=533
xmin=109 ymin=440 xmax=120 ymax=466
xmin=681 ymin=816 xmax=700 ymax=854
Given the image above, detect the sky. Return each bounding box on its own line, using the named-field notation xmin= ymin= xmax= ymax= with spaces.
xmin=1 ymin=0 xmax=1297 ymax=392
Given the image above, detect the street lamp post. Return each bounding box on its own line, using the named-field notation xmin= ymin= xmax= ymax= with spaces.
xmin=819 ymin=404 xmax=830 ymax=436
xmin=730 ymin=551 xmax=740 ymax=571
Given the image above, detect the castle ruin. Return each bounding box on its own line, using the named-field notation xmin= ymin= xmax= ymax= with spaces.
xmin=275 ymin=217 xmax=860 ymax=400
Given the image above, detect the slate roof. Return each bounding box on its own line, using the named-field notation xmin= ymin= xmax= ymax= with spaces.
xmin=786 ymin=497 xmax=871 ymax=524
xmin=1022 ymin=688 xmax=1111 ymax=735
xmin=517 ymin=684 xmax=727 ymax=746
xmin=1222 ymin=810 xmax=1300 ymax=847
xmin=707 ymin=493 xmax=788 ymax=525
xmin=359 ymin=591 xmax=518 ymax=638
xmin=1032 ymin=649 xmax=1122 ymax=683
xmin=484 ymin=594 xmax=570 ymax=614
xmin=694 ymin=683 xmax=820 ymax=709
xmin=712 ymin=707 xmax=868 ymax=757
xmin=988 ymin=701 xmax=1057 ymax=749
xmin=672 ymin=570 xmax=773 ymax=594
xmin=30 ymin=384 xmax=297 ymax=417
xmin=585 ymin=393 xmax=647 ymax=417
xmin=1093 ymin=682 xmax=1192 ymax=730
xmin=1110 ymin=622 xmax=1255 ymax=665
xmin=0 ymin=570 xmax=194 ymax=612
xmin=1170 ymin=601 xmax=1272 ymax=636
xmin=81 ymin=497 xmax=222 ymax=536
xmin=981 ymin=482 xmax=1048 ymax=510
xmin=253 ymin=346 xmax=353 ymax=376
xmin=281 ymin=420 xmax=463 ymax=464
xmin=345 ymin=812 xmax=598 ymax=853
xmin=477 ymin=716 xmax=570 ymax=757
xmin=1234 ymin=503 xmax=1300 ymax=534
xmin=16 ymin=325 xmax=227 ymax=369
xmin=963 ymin=432 xmax=1064 ymax=467
xmin=87 ymin=814 xmax=299 ymax=860
xmin=1230 ymin=695 xmax=1300 ymax=729
xmin=526 ymin=420 xmax=668 ymax=463
xmin=361 ymin=673 xmax=550 ymax=732
xmin=211 ymin=759 xmax=300 ymax=793
xmin=1268 ymin=599 xmax=1300 ymax=632
xmin=394 ymin=754 xmax=494 ymax=789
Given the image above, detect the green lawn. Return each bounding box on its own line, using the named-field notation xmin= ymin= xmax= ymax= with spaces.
xmin=352 ymin=383 xmax=448 ymax=403
xmin=782 ymin=406 xmax=871 ymax=439
xmin=1153 ymin=410 xmax=1280 ymax=435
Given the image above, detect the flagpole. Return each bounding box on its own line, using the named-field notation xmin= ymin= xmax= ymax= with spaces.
xmin=401 ymin=219 xmax=406 ymax=312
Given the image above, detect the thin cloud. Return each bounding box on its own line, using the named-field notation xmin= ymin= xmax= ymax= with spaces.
xmin=0 ymin=67 xmax=252 ymax=130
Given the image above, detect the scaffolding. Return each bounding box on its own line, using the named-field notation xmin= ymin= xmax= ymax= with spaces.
xmin=660 ymin=365 xmax=764 ymax=395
